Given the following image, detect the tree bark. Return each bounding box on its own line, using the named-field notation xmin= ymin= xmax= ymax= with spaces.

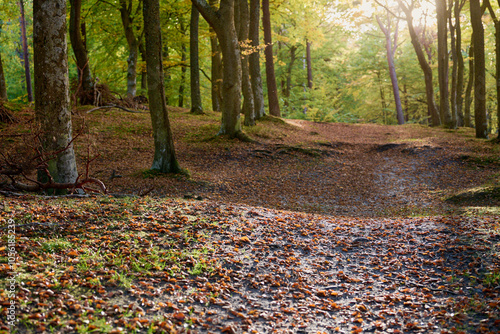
xmin=19 ymin=0 xmax=33 ymax=102
xmin=143 ymin=0 xmax=182 ymax=173
xmin=0 ymin=50 xmax=7 ymax=100
xmin=436 ymin=0 xmax=452 ymax=127
xmin=33 ymin=0 xmax=78 ymax=191
xmin=192 ymin=0 xmax=244 ymax=138
xmin=69 ymin=0 xmax=93 ymax=104
xmin=238 ymin=0 xmax=255 ymax=126
xmin=262 ymin=0 xmax=280 ymax=117
xmin=179 ymin=41 xmax=187 ymax=108
xmin=249 ymin=0 xmax=265 ymax=119
xmin=491 ymin=0 xmax=500 ymax=140
xmin=119 ymin=0 xmax=140 ymax=98
xmin=455 ymin=0 xmax=466 ymax=126
xmin=209 ymin=0 xmax=223 ymax=112
xmin=376 ymin=14 xmax=405 ymax=125
xmin=190 ymin=5 xmax=204 ymax=114
xmin=397 ymin=0 xmax=440 ymax=126
xmin=306 ymin=40 xmax=313 ymax=89
xmin=139 ymin=41 xmax=147 ymax=91
xmin=470 ymin=0 xmax=488 ymax=138
xmin=464 ymin=44 xmax=474 ymax=127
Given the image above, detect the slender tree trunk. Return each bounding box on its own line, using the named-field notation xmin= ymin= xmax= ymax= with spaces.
xmin=376 ymin=14 xmax=405 ymax=125
xmin=471 ymin=0 xmax=488 ymax=138
xmin=143 ymin=0 xmax=182 ymax=173
xmin=249 ymin=0 xmax=265 ymax=119
xmin=190 ymin=5 xmax=204 ymax=114
xmin=464 ymin=44 xmax=474 ymax=127
xmin=284 ymin=45 xmax=297 ymax=111
xmin=179 ymin=40 xmax=187 ymax=107
xmin=238 ymin=0 xmax=255 ymax=126
xmin=69 ymin=0 xmax=93 ymax=104
xmin=397 ymin=0 xmax=440 ymax=126
xmin=449 ymin=0 xmax=458 ymax=128
xmin=19 ymin=0 xmax=33 ymax=102
xmin=492 ymin=0 xmax=500 ymax=140
xmin=119 ymin=0 xmax=140 ymax=98
xmin=139 ymin=41 xmax=147 ymax=91
xmin=209 ymin=0 xmax=222 ymax=112
xmin=262 ymin=0 xmax=280 ymax=117
xmin=33 ymin=0 xmax=78 ymax=192
xmin=0 ymin=51 xmax=7 ymax=100
xmin=437 ymin=0 xmax=452 ymax=127
xmin=377 ymin=71 xmax=388 ymax=124
xmin=306 ymin=40 xmax=313 ymax=89
xmin=455 ymin=0 xmax=465 ymax=126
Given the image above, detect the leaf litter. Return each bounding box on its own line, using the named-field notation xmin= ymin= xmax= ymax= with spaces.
xmin=1 ymin=108 xmax=500 ymax=333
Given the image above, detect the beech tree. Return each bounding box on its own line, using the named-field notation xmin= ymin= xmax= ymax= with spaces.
xmin=397 ymin=0 xmax=440 ymax=126
xmin=376 ymin=10 xmax=405 ymax=125
xmin=262 ymin=0 xmax=281 ymax=117
xmin=119 ymin=0 xmax=143 ymax=98
xmin=209 ymin=0 xmax=223 ymax=112
xmin=238 ymin=0 xmax=256 ymax=126
xmin=436 ymin=0 xmax=452 ymax=127
xmin=190 ymin=5 xmax=203 ymax=114
xmin=249 ymin=0 xmax=265 ymax=119
xmin=69 ymin=0 xmax=93 ymax=104
xmin=33 ymin=0 xmax=78 ymax=188
xmin=192 ymin=0 xmax=245 ymax=138
xmin=470 ymin=0 xmax=488 ymax=138
xmin=0 ymin=21 xmax=6 ymax=100
xmin=143 ymin=0 xmax=182 ymax=173
xmin=19 ymin=0 xmax=33 ymax=102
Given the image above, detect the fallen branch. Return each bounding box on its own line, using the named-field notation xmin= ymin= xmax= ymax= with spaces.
xmin=86 ymin=104 xmax=148 ymax=114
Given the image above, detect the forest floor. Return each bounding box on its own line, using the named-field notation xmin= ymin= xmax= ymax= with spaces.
xmin=0 ymin=106 xmax=499 ymax=333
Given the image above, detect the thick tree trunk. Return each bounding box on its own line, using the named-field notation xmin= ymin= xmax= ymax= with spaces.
xmin=0 ymin=51 xmax=6 ymax=100
xmin=190 ymin=5 xmax=204 ymax=114
xmin=436 ymin=0 xmax=452 ymax=127
xmin=249 ymin=0 xmax=265 ymax=119
xmin=19 ymin=0 xmax=33 ymax=102
xmin=193 ymin=0 xmax=244 ymax=138
xmin=119 ymin=0 xmax=140 ymax=98
xmin=69 ymin=0 xmax=93 ymax=104
xmin=143 ymin=0 xmax=182 ymax=173
xmin=464 ymin=44 xmax=474 ymax=128
xmin=306 ymin=40 xmax=313 ymax=89
xmin=470 ymin=0 xmax=488 ymax=138
xmin=262 ymin=0 xmax=280 ymax=117
xmin=397 ymin=1 xmax=440 ymax=126
xmin=33 ymin=0 xmax=78 ymax=191
xmin=238 ymin=0 xmax=255 ymax=126
xmin=376 ymin=15 xmax=404 ymax=125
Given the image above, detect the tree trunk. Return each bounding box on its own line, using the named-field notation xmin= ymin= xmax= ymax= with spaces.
xmin=455 ymin=0 xmax=465 ymax=127
xmin=283 ymin=45 xmax=297 ymax=111
xmin=397 ymin=0 xmax=440 ymax=126
xmin=493 ymin=0 xmax=500 ymax=140
xmin=69 ymin=0 xmax=93 ymax=104
xmin=470 ymin=0 xmax=488 ymax=138
xmin=19 ymin=0 xmax=33 ymax=102
xmin=306 ymin=40 xmax=313 ymax=89
xmin=209 ymin=0 xmax=222 ymax=112
xmin=119 ymin=0 xmax=140 ymax=98
xmin=143 ymin=0 xmax=182 ymax=173
xmin=190 ymin=5 xmax=204 ymax=114
xmin=192 ymin=0 xmax=244 ymax=138
xmin=179 ymin=37 xmax=186 ymax=107
xmin=249 ymin=0 xmax=265 ymax=119
xmin=436 ymin=0 xmax=452 ymax=127
xmin=464 ymin=44 xmax=474 ymax=127
xmin=262 ymin=0 xmax=280 ymax=117
xmin=139 ymin=41 xmax=147 ymax=91
xmin=0 ymin=50 xmax=7 ymax=100
xmin=33 ymin=0 xmax=78 ymax=192
xmin=449 ymin=0 xmax=458 ymax=128
xmin=376 ymin=14 xmax=405 ymax=125
xmin=238 ymin=0 xmax=255 ymax=126
xmin=377 ymin=71 xmax=388 ymax=124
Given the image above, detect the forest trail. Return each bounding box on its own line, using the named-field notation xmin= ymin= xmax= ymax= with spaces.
xmin=1 ymin=108 xmax=500 ymax=333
